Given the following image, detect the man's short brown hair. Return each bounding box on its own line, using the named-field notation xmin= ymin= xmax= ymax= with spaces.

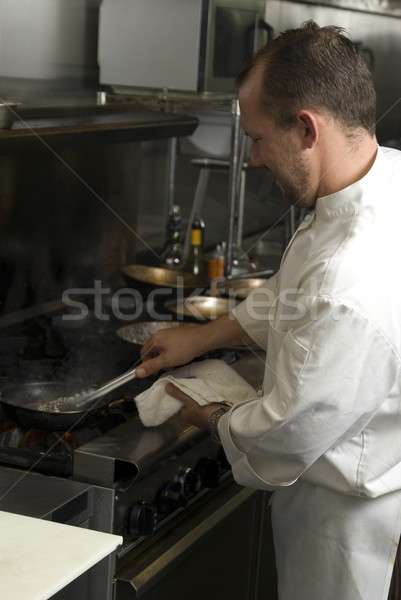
xmin=237 ymin=20 xmax=376 ymax=135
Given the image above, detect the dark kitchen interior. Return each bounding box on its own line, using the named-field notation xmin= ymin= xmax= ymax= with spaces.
xmin=0 ymin=1 xmax=401 ymax=599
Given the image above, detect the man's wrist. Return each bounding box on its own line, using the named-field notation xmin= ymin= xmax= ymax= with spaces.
xmin=208 ymin=407 xmax=229 ymax=443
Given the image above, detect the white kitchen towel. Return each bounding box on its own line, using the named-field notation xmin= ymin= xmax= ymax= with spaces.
xmin=135 ymin=359 xmax=256 ymax=427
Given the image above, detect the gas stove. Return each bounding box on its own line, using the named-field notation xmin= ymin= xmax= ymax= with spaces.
xmin=0 ymin=310 xmax=266 ymax=600
xmin=0 ymin=407 xmax=235 ymax=600
xmin=0 ymin=312 xmax=154 ymax=476
xmin=0 ymin=310 xmax=246 ymax=535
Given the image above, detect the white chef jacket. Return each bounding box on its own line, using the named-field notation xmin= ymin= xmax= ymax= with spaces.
xmin=219 ymin=146 xmax=401 ymax=600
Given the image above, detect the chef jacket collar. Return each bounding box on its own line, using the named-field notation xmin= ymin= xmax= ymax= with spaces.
xmin=315 ymin=144 xmax=382 ymax=221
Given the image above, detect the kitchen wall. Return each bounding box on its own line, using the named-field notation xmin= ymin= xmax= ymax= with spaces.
xmin=0 ymin=0 xmax=100 ymax=80
xmin=0 ymin=0 xmax=400 ymax=318
xmin=0 ymin=143 xmax=140 ymax=317
xmin=0 ymin=0 xmax=100 ymax=105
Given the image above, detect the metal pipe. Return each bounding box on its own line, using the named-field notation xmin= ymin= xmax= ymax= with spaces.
xmin=224 ymin=99 xmax=241 ymax=277
xmin=165 ymin=136 xmax=177 ymax=215
xmin=235 ymin=133 xmax=247 ymax=247
xmin=237 ymin=168 xmax=246 ymax=246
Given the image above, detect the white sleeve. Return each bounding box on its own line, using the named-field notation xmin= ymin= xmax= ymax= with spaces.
xmin=219 ymin=295 xmax=401 ymax=494
xmin=230 ymin=272 xmax=279 ymax=350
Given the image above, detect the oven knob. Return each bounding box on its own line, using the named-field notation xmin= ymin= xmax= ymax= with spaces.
xmin=177 ymin=467 xmax=201 ymax=498
xmin=195 ymin=457 xmax=220 ymax=488
xmin=128 ymin=501 xmax=157 ymax=536
xmin=157 ymin=480 xmax=187 ymax=514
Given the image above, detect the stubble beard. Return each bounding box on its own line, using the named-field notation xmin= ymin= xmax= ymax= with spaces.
xmin=277 ymin=150 xmax=314 ymax=209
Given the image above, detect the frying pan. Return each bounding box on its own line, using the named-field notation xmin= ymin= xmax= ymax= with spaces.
xmin=0 ymin=381 xmax=120 ymax=431
xmin=164 ymin=296 xmax=239 ymax=320
xmin=122 ymin=264 xmax=208 ymax=289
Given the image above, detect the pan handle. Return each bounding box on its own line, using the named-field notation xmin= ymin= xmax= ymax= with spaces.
xmin=68 ymin=367 xmax=138 ymax=409
xmin=227 ymin=268 xmax=274 ymax=279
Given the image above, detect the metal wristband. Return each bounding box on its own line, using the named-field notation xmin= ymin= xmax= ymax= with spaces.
xmin=208 ymin=407 xmax=228 ymax=444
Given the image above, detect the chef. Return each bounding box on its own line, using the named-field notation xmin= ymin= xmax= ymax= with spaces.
xmin=137 ymin=21 xmax=401 ymax=600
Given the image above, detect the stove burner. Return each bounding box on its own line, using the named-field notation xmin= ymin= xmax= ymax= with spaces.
xmin=0 ymin=396 xmax=135 ymax=476
xmin=0 ymin=311 xmax=249 ymax=482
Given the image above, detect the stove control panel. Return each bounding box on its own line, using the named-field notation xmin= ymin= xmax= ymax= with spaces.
xmin=157 ymin=479 xmax=187 ymax=515
xmin=114 ymin=437 xmax=230 ymax=547
xmin=127 ymin=500 xmax=157 ymax=537
xmin=177 ymin=466 xmax=202 ymax=498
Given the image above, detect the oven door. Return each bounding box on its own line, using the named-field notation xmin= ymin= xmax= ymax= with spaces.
xmin=114 ymin=481 xmax=277 ymax=600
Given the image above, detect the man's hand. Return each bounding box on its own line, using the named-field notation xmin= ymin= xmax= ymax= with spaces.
xmin=136 ymin=326 xmax=201 ymax=378
xmin=165 ymin=382 xmax=228 ymax=431
xmin=136 ymin=314 xmax=253 ymax=379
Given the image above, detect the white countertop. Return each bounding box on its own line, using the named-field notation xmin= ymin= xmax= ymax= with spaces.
xmin=0 ymin=510 xmax=122 ymax=600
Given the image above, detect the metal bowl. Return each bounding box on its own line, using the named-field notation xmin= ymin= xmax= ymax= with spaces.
xmin=0 ymin=102 xmax=20 ymax=129
xmin=164 ymin=296 xmax=239 ymax=321
xmin=116 ymin=320 xmax=199 ymax=346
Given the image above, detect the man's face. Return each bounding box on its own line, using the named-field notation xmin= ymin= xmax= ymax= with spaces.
xmin=239 ymin=66 xmax=315 ymax=208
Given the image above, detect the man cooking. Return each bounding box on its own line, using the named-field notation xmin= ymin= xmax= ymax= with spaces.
xmin=137 ymin=21 xmax=401 ymax=600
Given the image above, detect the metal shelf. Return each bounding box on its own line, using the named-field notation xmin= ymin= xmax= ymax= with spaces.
xmin=0 ymin=104 xmax=199 ymax=154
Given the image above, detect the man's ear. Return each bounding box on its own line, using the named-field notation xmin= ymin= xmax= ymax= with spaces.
xmin=296 ymin=110 xmax=319 ymax=148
